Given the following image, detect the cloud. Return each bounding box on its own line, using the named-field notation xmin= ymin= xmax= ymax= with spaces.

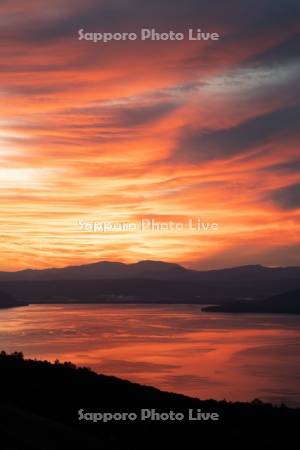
xmin=263 ymin=159 xmax=300 ymax=174
xmin=173 ymin=105 xmax=300 ymax=163
xmin=1 ymin=0 xmax=300 ymax=269
xmin=247 ymin=33 xmax=300 ymax=66
xmin=267 ymin=183 xmax=300 ymax=210
xmin=104 ymin=101 xmax=178 ymax=127
xmin=2 ymin=0 xmax=299 ymax=44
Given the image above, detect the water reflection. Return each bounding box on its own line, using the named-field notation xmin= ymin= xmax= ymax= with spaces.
xmin=0 ymin=304 xmax=299 ymax=407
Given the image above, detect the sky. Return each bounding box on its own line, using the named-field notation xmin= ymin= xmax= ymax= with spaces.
xmin=0 ymin=0 xmax=299 ymax=271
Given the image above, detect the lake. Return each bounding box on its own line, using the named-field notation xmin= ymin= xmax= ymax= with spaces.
xmin=0 ymin=304 xmax=299 ymax=407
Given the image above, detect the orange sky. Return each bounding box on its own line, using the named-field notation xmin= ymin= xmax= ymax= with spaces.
xmin=0 ymin=0 xmax=300 ymax=271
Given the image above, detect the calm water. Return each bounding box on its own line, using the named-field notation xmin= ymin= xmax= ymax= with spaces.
xmin=0 ymin=304 xmax=299 ymax=407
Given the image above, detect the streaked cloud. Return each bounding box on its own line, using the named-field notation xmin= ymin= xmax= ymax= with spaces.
xmin=0 ymin=0 xmax=299 ymax=270
xmin=267 ymin=183 xmax=300 ymax=210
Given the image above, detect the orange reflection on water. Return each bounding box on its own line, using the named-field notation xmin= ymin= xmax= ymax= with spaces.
xmin=0 ymin=304 xmax=299 ymax=407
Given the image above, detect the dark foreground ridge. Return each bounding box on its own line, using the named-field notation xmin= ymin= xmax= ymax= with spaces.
xmin=0 ymin=352 xmax=299 ymax=450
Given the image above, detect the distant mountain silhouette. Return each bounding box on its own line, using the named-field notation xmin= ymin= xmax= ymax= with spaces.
xmin=1 ymin=260 xmax=300 ymax=282
xmin=0 ymin=351 xmax=299 ymax=450
xmin=1 ymin=261 xmax=300 ymax=306
xmin=203 ymin=289 xmax=300 ymax=314
xmin=0 ymin=260 xmax=188 ymax=281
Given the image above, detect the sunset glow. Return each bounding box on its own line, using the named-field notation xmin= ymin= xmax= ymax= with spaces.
xmin=1 ymin=1 xmax=299 ymax=270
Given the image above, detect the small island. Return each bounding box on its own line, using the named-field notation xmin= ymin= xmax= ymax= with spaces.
xmin=203 ymin=289 xmax=300 ymax=314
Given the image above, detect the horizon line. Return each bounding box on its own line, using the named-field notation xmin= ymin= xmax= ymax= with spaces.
xmin=1 ymin=259 xmax=299 ymax=274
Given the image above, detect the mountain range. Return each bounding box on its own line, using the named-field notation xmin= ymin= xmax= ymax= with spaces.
xmin=1 ymin=260 xmax=300 ymax=283
xmin=0 ymin=260 xmax=300 ymax=306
